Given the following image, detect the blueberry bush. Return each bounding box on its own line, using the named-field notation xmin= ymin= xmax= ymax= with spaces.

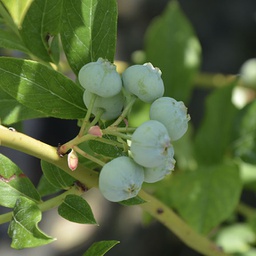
xmin=0 ymin=0 xmax=256 ymax=255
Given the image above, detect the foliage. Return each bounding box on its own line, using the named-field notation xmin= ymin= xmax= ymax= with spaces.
xmin=0 ymin=0 xmax=255 ymax=255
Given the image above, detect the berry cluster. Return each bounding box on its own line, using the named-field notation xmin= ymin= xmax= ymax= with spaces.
xmin=78 ymin=58 xmax=190 ymax=202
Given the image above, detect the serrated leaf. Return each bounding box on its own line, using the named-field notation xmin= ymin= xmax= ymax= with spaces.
xmin=0 ymin=88 xmax=47 ymax=125
xmin=157 ymin=163 xmax=242 ymax=234
xmin=1 ymin=0 xmax=33 ymax=27
xmin=8 ymin=196 xmax=55 ymax=249
xmin=19 ymin=0 xmax=62 ymax=63
xmin=83 ymin=240 xmax=120 ymax=256
xmin=0 ymin=57 xmax=86 ymax=119
xmin=0 ymin=154 xmax=41 ymax=208
xmin=145 ymin=1 xmax=201 ymax=102
xmin=58 ymin=194 xmax=97 ymax=224
xmin=194 ymin=82 xmax=238 ymax=165
xmin=61 ymin=0 xmax=118 ymax=74
xmin=119 ymin=196 xmax=146 ymax=206
xmin=232 ymin=100 xmax=256 ymax=164
xmin=0 ymin=30 xmax=28 ymax=53
xmin=41 ymin=161 xmax=75 ymax=190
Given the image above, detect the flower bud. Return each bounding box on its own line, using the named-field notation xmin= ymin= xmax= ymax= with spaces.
xmin=67 ymin=149 xmax=78 ymax=171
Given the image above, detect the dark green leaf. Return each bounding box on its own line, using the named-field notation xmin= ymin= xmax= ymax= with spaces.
xmin=156 ymin=163 xmax=242 ymax=234
xmin=0 ymin=88 xmax=47 ymax=125
xmin=58 ymin=194 xmax=97 ymax=224
xmin=19 ymin=0 xmax=62 ymax=63
xmin=0 ymin=30 xmax=28 ymax=53
xmin=41 ymin=160 xmax=75 ymax=190
xmin=119 ymin=196 xmax=146 ymax=206
xmin=194 ymin=82 xmax=238 ymax=165
xmin=37 ymin=175 xmax=61 ymax=197
xmin=232 ymin=100 xmax=256 ymax=164
xmin=145 ymin=1 xmax=201 ymax=102
xmin=89 ymin=135 xmax=127 ymax=158
xmin=0 ymin=154 xmax=41 ymax=208
xmin=83 ymin=240 xmax=120 ymax=256
xmin=8 ymin=196 xmax=55 ymax=249
xmin=0 ymin=57 xmax=86 ymax=119
xmin=61 ymin=0 xmax=118 ymax=74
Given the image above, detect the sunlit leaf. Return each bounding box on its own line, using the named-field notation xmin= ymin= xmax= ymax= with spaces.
xmin=1 ymin=0 xmax=33 ymax=27
xmin=19 ymin=0 xmax=62 ymax=63
xmin=0 ymin=154 xmax=41 ymax=208
xmin=0 ymin=57 xmax=86 ymax=119
xmin=8 ymin=196 xmax=55 ymax=249
xmin=61 ymin=0 xmax=118 ymax=74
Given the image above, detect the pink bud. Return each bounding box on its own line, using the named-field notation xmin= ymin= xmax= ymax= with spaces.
xmin=88 ymin=125 xmax=103 ymax=137
xmin=67 ymin=149 xmax=78 ymax=171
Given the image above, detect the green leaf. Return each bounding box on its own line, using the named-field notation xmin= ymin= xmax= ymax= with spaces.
xmin=194 ymin=82 xmax=238 ymax=165
xmin=0 ymin=30 xmax=28 ymax=53
xmin=83 ymin=240 xmax=120 ymax=256
xmin=37 ymin=175 xmax=61 ymax=197
xmin=61 ymin=0 xmax=118 ymax=74
xmin=8 ymin=196 xmax=55 ymax=249
xmin=0 ymin=154 xmax=41 ymax=208
xmin=1 ymin=0 xmax=33 ymax=27
xmin=157 ymin=163 xmax=242 ymax=234
xmin=19 ymin=0 xmax=62 ymax=63
xmin=58 ymin=194 xmax=97 ymax=224
xmin=232 ymin=100 xmax=256 ymax=164
xmin=119 ymin=196 xmax=146 ymax=206
xmin=89 ymin=135 xmax=127 ymax=158
xmin=41 ymin=161 xmax=76 ymax=190
xmin=0 ymin=88 xmax=47 ymax=125
xmin=145 ymin=1 xmax=201 ymax=102
xmin=0 ymin=57 xmax=86 ymax=119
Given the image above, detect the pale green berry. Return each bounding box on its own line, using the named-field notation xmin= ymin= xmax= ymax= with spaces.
xmin=144 ymin=156 xmax=175 ymax=183
xmin=130 ymin=120 xmax=174 ymax=168
xmin=83 ymin=90 xmax=124 ymax=120
xmin=99 ymin=156 xmax=144 ymax=202
xmin=122 ymin=63 xmax=164 ymax=103
xmin=240 ymin=58 xmax=256 ymax=88
xmin=78 ymin=58 xmax=122 ymax=98
xmin=150 ymin=97 xmax=190 ymax=141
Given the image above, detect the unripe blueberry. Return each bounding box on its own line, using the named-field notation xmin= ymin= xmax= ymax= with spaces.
xmin=122 ymin=63 xmax=164 ymax=103
xmin=144 ymin=156 xmax=175 ymax=183
xmin=99 ymin=156 xmax=144 ymax=202
xmin=130 ymin=120 xmax=174 ymax=168
xmin=240 ymin=58 xmax=256 ymax=88
xmin=78 ymin=58 xmax=122 ymax=98
xmin=150 ymin=97 xmax=190 ymax=141
xmin=83 ymin=90 xmax=124 ymax=120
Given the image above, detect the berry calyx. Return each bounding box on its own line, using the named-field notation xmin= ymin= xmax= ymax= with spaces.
xmin=99 ymin=156 xmax=144 ymax=202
